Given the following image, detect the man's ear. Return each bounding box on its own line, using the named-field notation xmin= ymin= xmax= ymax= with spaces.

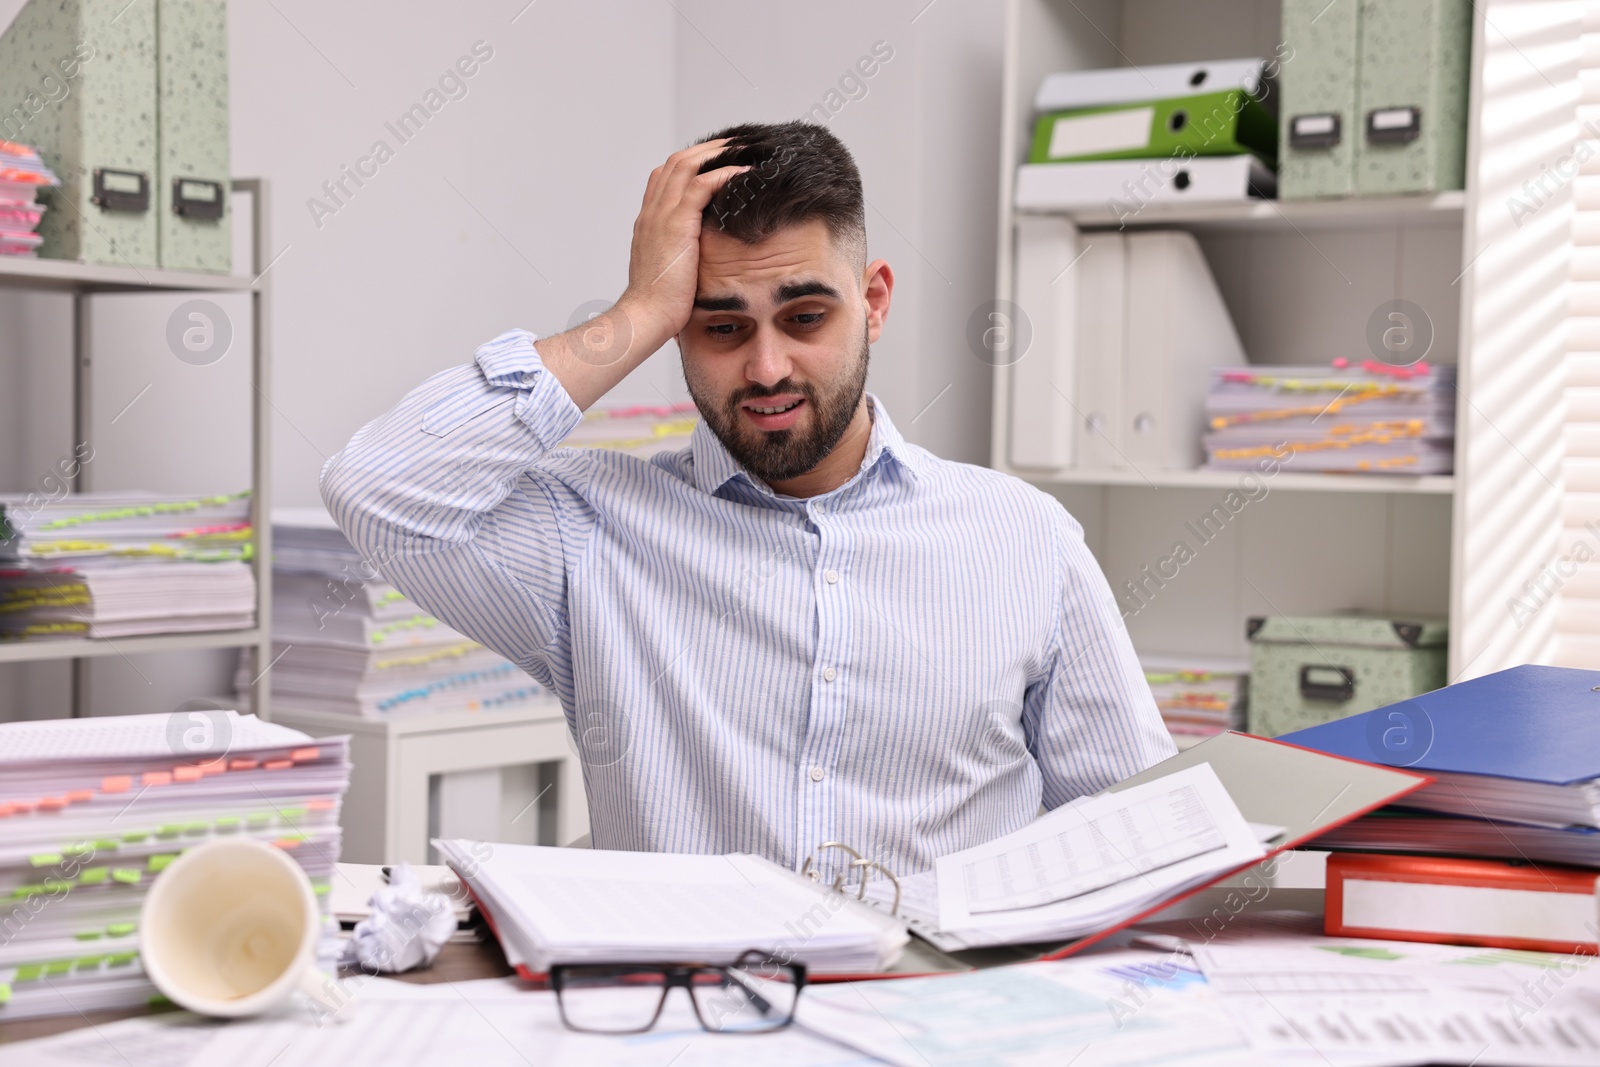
xmin=862 ymin=259 xmax=893 ymax=343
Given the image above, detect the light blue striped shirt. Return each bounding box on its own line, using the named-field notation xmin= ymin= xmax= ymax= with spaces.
xmin=320 ymin=329 xmax=1175 ymax=876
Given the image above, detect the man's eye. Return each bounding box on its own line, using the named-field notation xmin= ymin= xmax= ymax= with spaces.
xmin=793 ymin=313 xmax=825 ymax=329
xmin=706 ymin=323 xmax=739 ymax=337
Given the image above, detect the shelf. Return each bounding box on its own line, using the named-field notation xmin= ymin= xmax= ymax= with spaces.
xmin=1027 ymin=468 xmax=1455 ymax=494
xmin=0 ymin=255 xmax=256 ymax=292
xmin=0 ymin=627 xmax=265 ymax=664
xmin=1026 ymin=191 xmax=1466 ymax=232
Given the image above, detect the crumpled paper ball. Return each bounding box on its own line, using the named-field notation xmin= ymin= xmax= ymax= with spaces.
xmin=339 ymin=862 xmax=457 ymax=973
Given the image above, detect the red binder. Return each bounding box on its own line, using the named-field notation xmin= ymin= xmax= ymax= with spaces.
xmin=1325 ymin=852 xmax=1600 ymax=955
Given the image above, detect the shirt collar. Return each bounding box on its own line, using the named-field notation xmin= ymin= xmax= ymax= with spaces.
xmin=689 ymin=392 xmax=926 ymax=498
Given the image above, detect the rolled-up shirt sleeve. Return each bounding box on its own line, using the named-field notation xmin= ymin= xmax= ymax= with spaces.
xmin=319 ymin=329 xmax=590 ymax=687
xmin=1022 ymin=509 xmax=1178 ymax=807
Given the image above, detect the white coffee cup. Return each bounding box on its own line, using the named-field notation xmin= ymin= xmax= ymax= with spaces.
xmin=140 ymin=837 xmax=328 ymax=1017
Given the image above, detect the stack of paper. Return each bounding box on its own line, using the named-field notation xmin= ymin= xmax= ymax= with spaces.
xmin=560 ymin=400 xmax=698 ymax=459
xmin=1142 ymin=656 xmax=1248 ymax=750
xmin=0 ymin=139 xmax=58 ymax=257
xmin=237 ymin=508 xmax=547 ymax=718
xmin=0 ymin=711 xmax=350 ymax=1021
xmin=1016 ymin=57 xmax=1278 ymax=211
xmin=863 ymin=763 xmax=1267 ymax=952
xmin=1202 ymin=360 xmax=1457 ymax=474
xmin=0 ymin=490 xmax=255 ymax=640
xmin=1285 ymin=665 xmax=1600 ymax=869
xmin=435 ymin=841 xmax=908 ymax=976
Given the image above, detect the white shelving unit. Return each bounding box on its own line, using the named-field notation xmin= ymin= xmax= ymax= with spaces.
xmin=991 ymin=0 xmax=1575 ymax=678
xmin=0 ymin=179 xmax=273 ymax=718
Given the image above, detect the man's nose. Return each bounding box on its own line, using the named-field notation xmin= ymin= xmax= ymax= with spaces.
xmin=744 ymin=325 xmax=794 ymax=388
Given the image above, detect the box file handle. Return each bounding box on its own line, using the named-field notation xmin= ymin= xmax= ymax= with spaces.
xmin=173 ymin=179 xmax=226 ymax=220
xmin=1300 ymin=664 xmax=1356 ymax=702
xmin=1366 ymin=107 xmax=1422 ymax=145
xmin=1289 ymin=113 xmax=1341 ymax=150
xmin=91 ymin=169 xmax=149 ymax=213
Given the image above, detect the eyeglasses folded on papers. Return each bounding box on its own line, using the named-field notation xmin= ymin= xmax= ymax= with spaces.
xmin=550 ymin=949 xmax=806 ymax=1034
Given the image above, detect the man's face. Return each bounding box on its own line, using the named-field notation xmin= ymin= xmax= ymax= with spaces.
xmin=679 ymin=218 xmax=888 ymax=484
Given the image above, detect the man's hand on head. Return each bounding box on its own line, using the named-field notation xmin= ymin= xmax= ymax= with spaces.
xmin=619 ymin=137 xmax=751 ymax=342
xmin=532 ymin=138 xmax=749 ymax=412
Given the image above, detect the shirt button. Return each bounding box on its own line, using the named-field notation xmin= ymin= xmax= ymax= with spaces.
xmin=822 ymin=666 xmax=838 ymax=682
xmin=809 ymin=767 xmax=825 ymax=782
xmin=520 ymin=371 xmax=535 ymax=387
xmin=825 ymin=569 xmax=840 ymax=585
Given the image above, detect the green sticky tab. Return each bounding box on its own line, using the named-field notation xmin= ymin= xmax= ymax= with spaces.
xmin=27 ymin=853 xmax=62 ymax=867
xmin=0 ymin=982 xmax=10 ymax=1004
xmin=106 ymin=952 xmax=137 ymax=967
xmin=156 ymin=825 xmax=184 ymax=839
xmin=74 ymin=931 xmax=103 ymax=941
xmin=120 ymin=831 xmax=149 ymax=844
xmin=105 ymin=922 xmax=136 ymax=937
xmin=313 ymin=882 xmax=331 ymax=896
xmin=62 ymin=843 xmax=93 ymax=857
xmin=15 ymin=964 xmax=43 ymax=983
xmin=278 ymin=807 xmax=306 ymax=822
xmin=214 ymin=816 xmax=240 ymax=830
xmin=75 ymin=955 xmax=105 ymax=969
xmin=92 ymin=838 xmax=119 ymax=851
xmin=148 ymin=993 xmax=172 ymax=1007
xmin=12 ymin=884 xmax=47 ymax=898
xmin=110 ymin=868 xmax=141 ymax=886
xmin=43 ymin=960 xmax=71 ymax=976
xmin=77 ymin=867 xmax=109 ymax=885
xmin=247 ymin=813 xmax=271 ymax=828
xmin=183 ymin=821 xmax=208 ymax=835
xmin=147 ymin=854 xmax=178 ymax=873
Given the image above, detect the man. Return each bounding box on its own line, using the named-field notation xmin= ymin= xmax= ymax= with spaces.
xmin=321 ymin=121 xmax=1174 ymax=877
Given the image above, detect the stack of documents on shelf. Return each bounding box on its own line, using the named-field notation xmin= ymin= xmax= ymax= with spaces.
xmin=0 ymin=490 xmax=255 ymax=640
xmin=1285 ymin=664 xmax=1600 ymax=869
xmin=240 ymin=508 xmax=547 ymax=718
xmin=433 ymin=841 xmax=909 ymax=976
xmin=1017 ymin=57 xmax=1278 ymax=211
xmin=0 ymin=139 xmax=57 ymax=256
xmin=0 ymin=711 xmax=350 ymax=1021
xmin=1142 ymin=656 xmax=1248 ymax=750
xmin=1202 ymin=360 xmax=1457 ymax=474
xmin=860 ymin=764 xmax=1267 ymax=952
xmin=559 ymin=400 xmax=698 ymax=459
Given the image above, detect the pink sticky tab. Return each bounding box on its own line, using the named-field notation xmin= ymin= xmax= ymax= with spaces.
xmin=307 ymin=799 xmax=335 ymax=811
xmin=142 ymin=771 xmax=173 ymax=787
xmin=229 ymin=759 xmax=258 ymax=771
xmin=65 ymin=790 xmax=92 ymax=803
xmin=101 ymin=776 xmax=132 ymax=793
xmin=289 ymin=747 xmax=320 ymax=762
xmin=172 ymin=766 xmax=202 ymax=783
xmin=262 ymin=759 xmax=293 ymax=771
xmin=12 ymin=801 xmax=33 ymax=815
xmin=38 ymin=796 xmax=67 ymax=811
xmin=273 ymin=838 xmax=300 ymax=850
xmin=197 ymin=758 xmax=227 ymax=776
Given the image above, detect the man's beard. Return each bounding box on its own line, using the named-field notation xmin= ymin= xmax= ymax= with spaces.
xmin=686 ymin=325 xmax=870 ymax=485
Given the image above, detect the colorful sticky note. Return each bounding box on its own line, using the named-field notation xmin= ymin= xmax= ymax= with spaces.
xmin=15 ymin=964 xmax=42 ymax=982
xmin=120 ymin=831 xmax=149 ymax=844
xmin=105 ymin=922 xmax=136 ymax=937
xmin=110 ymin=868 xmax=141 ymax=886
xmin=77 ymin=867 xmax=109 ymax=885
xmin=147 ymin=854 xmax=178 ymax=872
xmin=100 ymin=775 xmax=132 ymax=793
xmin=28 ymin=853 xmax=62 ymax=867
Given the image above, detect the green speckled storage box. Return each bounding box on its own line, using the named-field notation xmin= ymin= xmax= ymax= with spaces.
xmin=1355 ymin=0 xmax=1472 ymax=195
xmin=1246 ymin=615 xmax=1447 ymax=737
xmin=0 ymin=0 xmax=158 ymax=266
xmin=1279 ymin=0 xmax=1360 ymax=199
xmin=156 ymin=0 xmax=230 ymax=273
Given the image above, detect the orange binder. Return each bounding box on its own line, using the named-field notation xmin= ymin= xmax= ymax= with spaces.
xmin=1325 ymin=853 xmax=1600 ymax=955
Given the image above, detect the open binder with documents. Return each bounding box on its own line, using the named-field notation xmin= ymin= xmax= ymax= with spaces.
xmin=439 ymin=731 xmax=1430 ymax=983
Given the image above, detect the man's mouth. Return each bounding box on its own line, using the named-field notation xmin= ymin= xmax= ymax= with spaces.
xmin=740 ymin=394 xmax=807 ymax=431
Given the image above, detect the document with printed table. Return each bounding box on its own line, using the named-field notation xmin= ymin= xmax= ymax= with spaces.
xmin=441 ymin=733 xmax=1430 ymax=980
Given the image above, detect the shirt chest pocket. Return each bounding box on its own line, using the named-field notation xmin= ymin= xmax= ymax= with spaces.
xmin=421 ymin=392 xmax=514 ymax=437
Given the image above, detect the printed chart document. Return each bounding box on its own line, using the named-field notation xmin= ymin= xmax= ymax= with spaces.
xmin=864 ymin=763 xmax=1266 ymax=952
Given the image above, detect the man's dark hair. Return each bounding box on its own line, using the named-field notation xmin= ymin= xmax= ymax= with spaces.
xmin=696 ymin=121 xmax=868 ymax=270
